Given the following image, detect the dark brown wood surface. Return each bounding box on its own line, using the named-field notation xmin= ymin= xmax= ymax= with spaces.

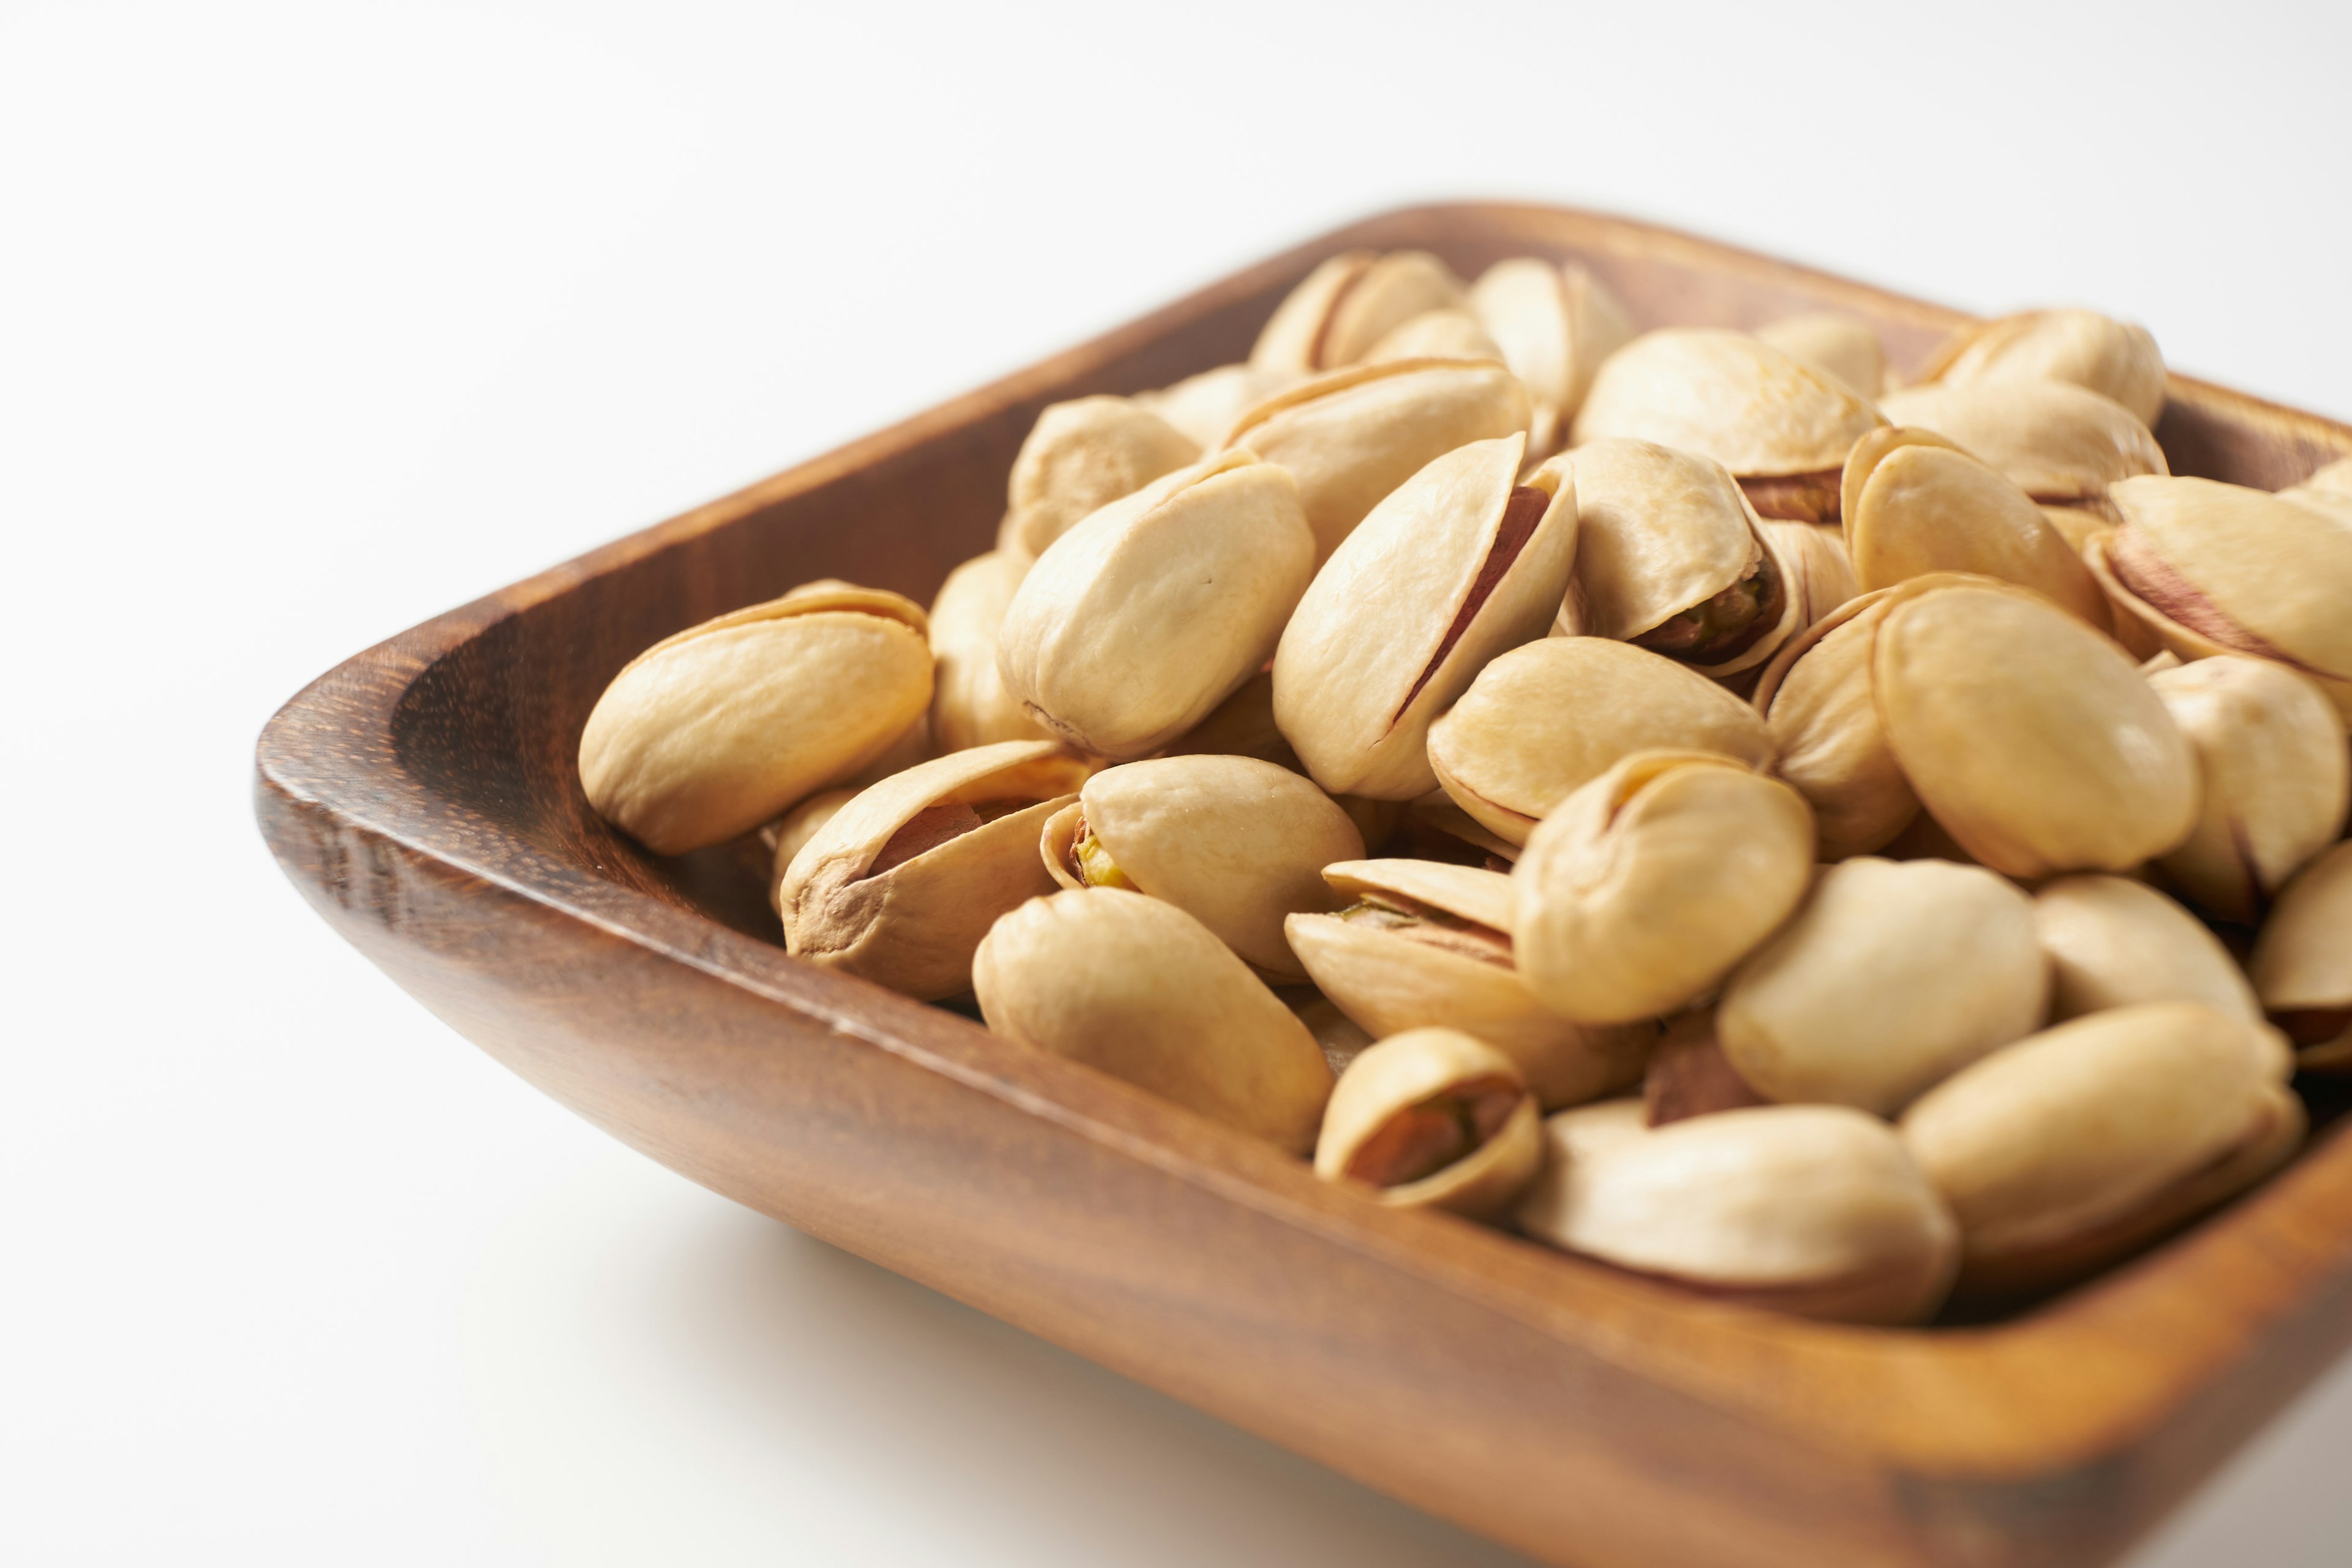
xmin=254 ymin=202 xmax=2352 ymax=1568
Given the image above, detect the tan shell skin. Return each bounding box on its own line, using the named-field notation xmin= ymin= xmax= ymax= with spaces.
xmin=2250 ymin=843 xmax=2352 ymax=1069
xmin=1134 ymin=363 xmax=1300 ymax=450
xmin=1363 ymin=307 xmax=1504 ymax=365
xmin=1720 ymin=856 xmax=2050 ymax=1115
xmin=578 ymin=582 xmax=934 ymax=856
xmin=1313 ymin=1028 xmax=1542 ymax=1216
xmin=1760 ymin=521 xmax=1859 ymax=628
xmin=997 ymin=451 xmax=1316 ymax=761
xmin=2147 ymin=657 xmax=2349 ymax=923
xmin=1910 ymin=309 xmax=2166 ymax=428
xmin=1751 ymin=581 xmax=1929 ymax=858
xmin=2034 ymin=875 xmax=2260 ymax=1023
xmin=1876 ymin=380 xmax=2166 ymax=503
xmin=1158 ymin=669 xmax=1300 ymax=772
xmin=1216 ymin=357 xmax=1533 ymax=564
xmin=1569 ymin=328 xmax=1887 ymax=479
xmin=1551 ymin=439 xmax=1804 ymax=677
xmin=1286 ymin=859 xmax=1657 ymax=1110
xmin=1517 ymin=1102 xmax=1960 ymax=1326
xmin=1755 ymin=313 xmax=1886 ymax=398
xmin=1466 ymin=257 xmax=1637 ymax=451
xmin=2291 ymin=455 xmax=2352 ymax=501
xmin=1272 ymin=433 xmax=1578 ymax=800
xmin=766 ymin=787 xmax=856 ymax=914
xmin=1900 ymin=1003 xmax=2296 ymax=1298
xmin=1248 ymin=249 xmax=1469 ymax=375
xmin=1513 ymin=752 xmax=1817 ymax=1026
xmin=973 ymin=888 xmax=1334 ymax=1153
xmin=1427 ymin=637 xmax=1776 ymax=846
xmin=1874 ymin=581 xmax=2199 ymax=879
xmin=928 ymin=551 xmax=1053 ymax=753
xmin=778 ymin=741 xmax=1089 ymax=1000
xmin=996 ymin=396 xmax=1201 ymax=562
xmin=1037 ymin=754 xmax=1363 ymax=982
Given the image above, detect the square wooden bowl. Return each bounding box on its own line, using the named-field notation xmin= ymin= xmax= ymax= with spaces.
xmin=255 ymin=203 xmax=2352 ymax=1568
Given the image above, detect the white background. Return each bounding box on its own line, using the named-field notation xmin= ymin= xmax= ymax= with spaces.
xmin=6 ymin=2 xmax=2350 ymax=1563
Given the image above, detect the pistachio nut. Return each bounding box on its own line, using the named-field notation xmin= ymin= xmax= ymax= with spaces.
xmin=1720 ymin=856 xmax=2049 ymax=1114
xmin=1755 ymin=312 xmax=1886 ymax=398
xmin=2288 ymin=455 xmax=2352 ymax=503
xmin=1158 ymin=669 xmax=1301 ymax=772
xmin=1513 ymin=751 xmax=1817 ymax=1026
xmin=579 ymin=582 xmax=934 ymax=855
xmin=973 ymin=888 xmax=1333 ymax=1152
xmin=1901 ymin=1002 xmax=2298 ymax=1297
xmin=1910 ymin=308 xmax=2166 ymax=428
xmin=2033 ymin=874 xmax=2260 ymax=1023
xmin=766 ymin=787 xmax=856 ymax=914
xmin=1427 ymin=637 xmax=1775 ymax=846
xmin=2147 ymin=657 xmax=2350 ymax=922
xmin=1037 ymin=753 xmax=1363 ymax=981
xmin=1290 ymin=992 xmax=1376 ymax=1077
xmin=1466 ymin=257 xmax=1637 ymax=454
xmin=1313 ymin=1028 xmax=1542 ymax=1216
xmin=2250 ymin=842 xmax=2352 ymax=1069
xmin=1569 ymin=328 xmax=1887 ymax=524
xmin=1760 ymin=520 xmax=1859 ymax=628
xmin=1642 ymin=1011 xmax=1767 ymax=1127
xmin=1517 ymin=1101 xmax=1960 ymax=1325
xmin=929 ymin=551 xmax=1054 ymax=753
xmin=1363 ymin=307 xmax=1505 ymax=365
xmin=997 ymin=450 xmax=1315 ymax=761
xmin=2092 ymin=475 xmax=2352 ymax=718
xmin=1876 ymin=380 xmax=2166 ymax=507
xmin=1286 ymin=859 xmax=1657 ymax=1109
xmin=1250 ymin=249 xmax=1469 ymax=376
xmin=1134 ymin=362 xmax=1301 ymax=450
xmin=1272 ymin=433 xmax=1578 ymax=798
xmin=1217 ymin=357 xmax=1533 ymax=563
xmin=1553 ymin=439 xmax=1803 ymax=676
xmin=997 ymin=395 xmax=1202 ymax=561
xmin=779 ymin=739 xmax=1089 ymax=1000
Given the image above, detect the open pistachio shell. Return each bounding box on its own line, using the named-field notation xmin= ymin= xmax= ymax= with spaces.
xmin=1517 ymin=1102 xmax=1959 ymax=1325
xmin=998 ymin=451 xmax=1315 ymax=761
xmin=2250 ymin=843 xmax=2352 ymax=1070
xmin=1272 ymin=433 xmax=1578 ymax=799
xmin=766 ymin=787 xmax=857 ymax=914
xmin=1134 ymin=363 xmax=1302 ymax=450
xmin=1364 ymin=307 xmax=1504 ymax=365
xmin=1761 ymin=521 xmax=1860 ymax=628
xmin=1466 ymin=257 xmax=1637 ymax=448
xmin=929 ymin=551 xmax=1053 ymax=753
xmin=2034 ymin=875 xmax=2260 ymax=1023
xmin=1426 ymin=638 xmax=1774 ymax=848
xmin=1755 ymin=312 xmax=1885 ymax=399
xmin=2147 ymin=657 xmax=2349 ymax=923
xmin=1313 ymin=1028 xmax=1542 ymax=1216
xmin=1513 ymin=752 xmax=1816 ymax=1025
xmin=1901 ymin=1003 xmax=2295 ymax=1297
xmin=1218 ymin=358 xmax=1533 ymax=564
xmin=974 ymin=888 xmax=1333 ymax=1152
xmin=1286 ymin=859 xmax=1656 ymax=1109
xmin=1249 ymin=250 xmax=1469 ymax=376
xmin=778 ymin=740 xmax=1088 ymax=999
xmin=1877 ymin=380 xmax=2166 ymax=505
xmin=579 ymin=582 xmax=934 ymax=855
xmin=996 ymin=396 xmax=1202 ymax=561
xmin=1911 ymin=309 xmax=2166 ymax=428
xmin=1037 ymin=753 xmax=1363 ymax=982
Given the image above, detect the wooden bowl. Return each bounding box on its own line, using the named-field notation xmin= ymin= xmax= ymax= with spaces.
xmin=255 ymin=202 xmax=2352 ymax=1568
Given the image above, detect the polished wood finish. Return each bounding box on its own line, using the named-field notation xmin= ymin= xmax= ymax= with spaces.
xmin=255 ymin=203 xmax=2352 ymax=1568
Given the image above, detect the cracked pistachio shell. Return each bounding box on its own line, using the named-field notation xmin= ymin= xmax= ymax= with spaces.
xmin=974 ymin=889 xmax=1333 ymax=1152
xmin=1841 ymin=429 xmax=2109 ymax=627
xmin=1901 ymin=1003 xmax=2297 ymax=1296
xmin=2252 ymin=843 xmax=2352 ymax=1069
xmin=1517 ymin=1102 xmax=1960 ymax=1325
xmin=997 ymin=396 xmax=1201 ymax=561
xmin=929 ymin=551 xmax=1052 ymax=752
xmin=2092 ymin=475 xmax=2352 ymax=717
xmin=1313 ymin=1028 xmax=1542 ymax=1216
xmin=1250 ymin=250 xmax=1469 ymax=375
xmin=766 ymin=787 xmax=857 ymax=914
xmin=997 ymin=450 xmax=1315 ymax=761
xmin=1513 ymin=752 xmax=1816 ymax=1025
xmin=2149 ymin=657 xmax=2350 ymax=922
xmin=1877 ymin=380 xmax=2166 ymax=503
xmin=1755 ymin=312 xmax=1886 ymax=398
xmin=1217 ymin=358 xmax=1533 ymax=563
xmin=1751 ymin=582 xmax=1924 ymax=858
xmin=2034 ymin=875 xmax=2260 ymax=1023
xmin=1427 ymin=638 xmax=1774 ymax=846
xmin=1761 ymin=521 xmax=1859 ymax=627
xmin=1875 ymin=580 xmax=2199 ymax=878
xmin=1553 ymin=439 xmax=1803 ymax=677
xmin=779 ymin=740 xmax=1088 ymax=1000
xmin=1912 ymin=309 xmax=2166 ymax=428
xmin=1038 ymin=754 xmax=1363 ymax=981
xmin=1363 ymin=307 xmax=1504 ymax=365
xmin=1467 ymin=257 xmax=1637 ymax=445
xmin=1721 ymin=856 xmax=2049 ymax=1114
xmin=1272 ymin=432 xmax=1578 ymax=799
xmin=578 ymin=582 xmax=933 ymax=855
xmin=1134 ymin=363 xmax=1302 ymax=451
xmin=1286 ymin=859 xmax=1657 ymax=1110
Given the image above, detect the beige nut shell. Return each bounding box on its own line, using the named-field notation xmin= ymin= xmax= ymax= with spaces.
xmin=1755 ymin=313 xmax=1887 ymax=399
xmin=2252 ymin=842 xmax=2352 ymax=1017
xmin=1313 ymin=1028 xmax=1541 ymax=1216
xmin=929 ymin=551 xmax=1053 ymax=752
xmin=997 ymin=396 xmax=1202 ymax=562
xmin=1876 ymin=380 xmax=2166 ymax=503
xmin=2032 ymin=874 xmax=2259 ymax=1023
xmin=1570 ymin=327 xmax=1886 ymax=477
xmin=1761 ymin=520 xmax=1860 ymax=630
xmin=1134 ymin=363 xmax=1300 ymax=451
xmin=1466 ymin=257 xmax=1637 ymax=431
xmin=1363 ymin=307 xmax=1504 ymax=365
xmin=1250 ymin=251 xmax=1469 ymax=376
xmin=1912 ymin=308 xmax=2166 ymax=428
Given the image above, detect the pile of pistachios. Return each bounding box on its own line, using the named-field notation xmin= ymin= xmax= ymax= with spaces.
xmin=576 ymin=247 xmax=2352 ymax=1324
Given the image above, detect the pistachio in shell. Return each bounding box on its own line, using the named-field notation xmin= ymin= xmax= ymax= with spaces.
xmin=1876 ymin=379 xmax=2166 ymax=508
xmin=996 ymin=395 xmax=1201 ymax=561
xmin=2287 ymin=455 xmax=2352 ymax=503
xmin=1159 ymin=669 xmax=1300 ymax=772
xmin=2250 ymin=842 xmax=2352 ymax=1071
xmin=2032 ymin=874 xmax=2259 ymax=1024
xmin=1760 ymin=519 xmax=1860 ymax=628
xmin=1363 ymin=307 xmax=1504 ymax=365
xmin=1272 ymin=432 xmax=1578 ymax=799
xmin=1513 ymin=751 xmax=1816 ymax=1026
xmin=1313 ymin=1028 xmax=1542 ymax=1216
xmin=1249 ymin=249 xmax=1469 ymax=376
xmin=1290 ymin=992 xmax=1376 ymax=1078
xmin=1134 ymin=363 xmax=1301 ymax=450
xmin=929 ymin=551 xmax=1054 ymax=753
xmin=997 ymin=450 xmax=1315 ymax=761
xmin=766 ymin=786 xmax=856 ymax=914
xmin=578 ymin=582 xmax=934 ymax=855
xmin=1910 ymin=308 xmax=2166 ymax=428
xmin=1755 ymin=312 xmax=1886 ymax=398
xmin=1466 ymin=257 xmax=1637 ymax=453
xmin=973 ymin=888 xmax=1333 ymax=1152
